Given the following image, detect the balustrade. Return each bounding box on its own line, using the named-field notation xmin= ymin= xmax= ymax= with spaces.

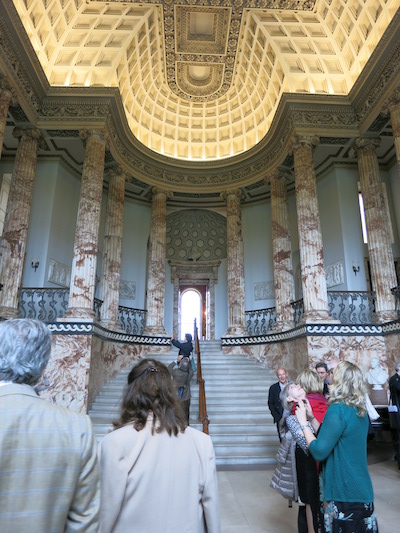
xmin=17 ymin=288 xmax=146 ymax=334
xmin=246 ymin=290 xmax=380 ymax=334
xmin=245 ymin=307 xmax=276 ymax=336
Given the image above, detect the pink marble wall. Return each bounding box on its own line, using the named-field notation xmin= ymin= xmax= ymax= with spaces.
xmin=383 ymin=332 xmax=400 ymax=376
xmin=38 ymin=331 xmax=143 ymax=413
xmin=40 ymin=333 xmax=93 ymax=413
xmin=222 ymin=337 xmax=308 ymax=382
xmin=88 ymin=336 xmax=142 ymax=409
xmin=223 ymin=332 xmax=396 ymax=391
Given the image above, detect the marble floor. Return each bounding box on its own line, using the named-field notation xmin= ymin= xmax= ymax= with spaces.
xmin=217 ymin=440 xmax=399 ymax=533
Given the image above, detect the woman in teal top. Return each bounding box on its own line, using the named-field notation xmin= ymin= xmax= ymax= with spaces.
xmin=296 ymin=361 xmax=378 ymax=533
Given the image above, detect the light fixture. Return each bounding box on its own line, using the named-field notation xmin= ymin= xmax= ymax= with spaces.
xmin=352 ymin=262 xmax=360 ymax=275
xmin=31 ymin=259 xmax=39 ymax=272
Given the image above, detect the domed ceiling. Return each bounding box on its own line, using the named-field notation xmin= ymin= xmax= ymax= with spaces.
xmin=0 ymin=1 xmax=399 ymax=205
xmin=11 ymin=0 xmax=399 ymax=161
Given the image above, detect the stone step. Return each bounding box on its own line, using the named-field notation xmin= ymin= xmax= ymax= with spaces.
xmin=89 ymin=344 xmax=279 ymax=467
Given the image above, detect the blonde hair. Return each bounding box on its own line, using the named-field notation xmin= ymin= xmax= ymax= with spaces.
xmin=328 ymin=361 xmax=367 ymax=416
xmin=296 ymin=369 xmax=323 ymax=395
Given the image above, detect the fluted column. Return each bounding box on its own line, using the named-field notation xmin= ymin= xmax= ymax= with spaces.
xmin=144 ymin=187 xmax=172 ymax=336
xmin=209 ymin=278 xmax=216 ymax=339
xmin=387 ymin=89 xmax=400 ymax=175
xmin=0 ymin=79 xmax=16 ymax=157
xmin=267 ymin=170 xmax=295 ymax=331
xmin=221 ymin=189 xmax=247 ymax=336
xmin=291 ymin=135 xmax=331 ymax=323
xmin=0 ymin=127 xmax=43 ymax=318
xmin=99 ymin=166 xmax=126 ymax=330
xmin=172 ymin=276 xmax=179 ymax=335
xmin=66 ymin=129 xmax=107 ymax=319
xmin=355 ymin=137 xmax=397 ymax=322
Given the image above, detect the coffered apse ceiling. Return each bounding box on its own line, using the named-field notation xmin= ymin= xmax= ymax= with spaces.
xmin=0 ymin=1 xmax=400 ymax=206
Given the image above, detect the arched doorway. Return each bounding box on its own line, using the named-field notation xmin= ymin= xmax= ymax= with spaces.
xmin=169 ymin=259 xmax=220 ymax=339
xmin=180 ymin=288 xmax=202 ymax=339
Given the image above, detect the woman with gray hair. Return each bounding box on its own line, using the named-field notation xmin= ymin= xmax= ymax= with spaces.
xmin=296 ymin=361 xmax=378 ymax=532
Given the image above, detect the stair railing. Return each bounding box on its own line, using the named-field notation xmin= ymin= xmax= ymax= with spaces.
xmin=194 ymin=319 xmax=209 ymax=434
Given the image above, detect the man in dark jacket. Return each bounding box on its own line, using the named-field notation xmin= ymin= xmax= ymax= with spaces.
xmin=168 ymin=356 xmax=194 ymax=424
xmin=171 ymin=333 xmax=193 ymax=357
xmin=268 ymin=367 xmax=288 ymax=440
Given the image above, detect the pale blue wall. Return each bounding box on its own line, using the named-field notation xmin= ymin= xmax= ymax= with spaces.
xmin=242 ymin=203 xmax=273 ymax=310
xmin=119 ymin=199 xmax=151 ymax=309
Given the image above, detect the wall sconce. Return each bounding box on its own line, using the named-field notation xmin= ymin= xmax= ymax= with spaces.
xmin=31 ymin=259 xmax=39 ymax=272
xmin=352 ymin=262 xmax=360 ymax=275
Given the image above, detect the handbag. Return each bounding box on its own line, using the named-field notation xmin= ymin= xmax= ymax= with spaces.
xmin=189 ymin=353 xmax=196 ymax=372
xmin=177 ymin=369 xmax=190 ymax=399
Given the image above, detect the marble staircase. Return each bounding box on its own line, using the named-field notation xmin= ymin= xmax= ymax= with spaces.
xmin=89 ymin=340 xmax=279 ymax=467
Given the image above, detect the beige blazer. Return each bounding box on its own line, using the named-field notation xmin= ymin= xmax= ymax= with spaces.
xmin=0 ymin=383 xmax=100 ymax=532
xmin=99 ymin=418 xmax=220 ymax=533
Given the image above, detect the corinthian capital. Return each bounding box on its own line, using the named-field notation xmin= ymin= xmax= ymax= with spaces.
xmin=289 ymin=134 xmax=319 ymax=154
xmin=151 ymin=186 xmax=173 ymax=201
xmin=220 ymin=188 xmax=243 ymax=203
xmin=79 ymin=128 xmax=109 ymax=149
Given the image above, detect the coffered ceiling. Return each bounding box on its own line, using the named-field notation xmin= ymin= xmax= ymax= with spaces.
xmin=0 ymin=1 xmax=399 ymax=205
xmin=10 ymin=0 xmax=399 ymax=161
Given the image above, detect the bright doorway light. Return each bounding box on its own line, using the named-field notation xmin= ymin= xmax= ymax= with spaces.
xmin=180 ymin=289 xmax=201 ymax=339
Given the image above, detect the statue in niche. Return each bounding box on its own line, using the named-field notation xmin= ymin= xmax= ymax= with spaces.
xmin=365 ymin=357 xmax=389 ymax=390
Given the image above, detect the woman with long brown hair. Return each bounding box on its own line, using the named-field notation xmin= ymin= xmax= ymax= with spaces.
xmin=99 ymin=358 xmax=220 ymax=533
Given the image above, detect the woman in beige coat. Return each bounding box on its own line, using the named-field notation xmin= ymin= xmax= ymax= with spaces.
xmin=99 ymin=358 xmax=220 ymax=533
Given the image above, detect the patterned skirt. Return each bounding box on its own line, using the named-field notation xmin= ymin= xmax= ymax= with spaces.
xmin=323 ymin=501 xmax=378 ymax=533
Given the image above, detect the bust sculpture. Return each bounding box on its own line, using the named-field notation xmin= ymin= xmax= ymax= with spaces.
xmin=365 ymin=357 xmax=389 ymax=390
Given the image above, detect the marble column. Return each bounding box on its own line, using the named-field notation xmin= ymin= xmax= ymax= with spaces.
xmin=0 ymin=127 xmax=43 ymax=318
xmin=209 ymin=278 xmax=216 ymax=339
xmin=172 ymin=276 xmax=179 ymax=335
xmin=0 ymin=79 xmax=16 ymax=157
xmin=267 ymin=170 xmax=295 ymax=331
xmin=99 ymin=166 xmax=126 ymax=330
xmin=221 ymin=189 xmax=247 ymax=336
xmin=144 ymin=187 xmax=172 ymax=336
xmin=66 ymin=129 xmax=107 ymax=319
xmin=355 ymin=137 xmax=397 ymax=322
xmin=387 ymin=89 xmax=400 ymax=176
xmin=291 ymin=135 xmax=332 ymax=323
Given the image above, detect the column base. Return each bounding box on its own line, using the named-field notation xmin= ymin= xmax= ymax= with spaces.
xmin=98 ymin=319 xmax=123 ymax=332
xmin=376 ymin=310 xmax=399 ymax=323
xmin=0 ymin=306 xmax=19 ymax=319
xmin=301 ymin=310 xmax=340 ymax=324
xmin=223 ymin=325 xmax=248 ymax=337
xmin=65 ymin=307 xmax=95 ymax=320
xmin=143 ymin=325 xmax=168 ymax=337
xmin=274 ymin=318 xmax=295 ymax=332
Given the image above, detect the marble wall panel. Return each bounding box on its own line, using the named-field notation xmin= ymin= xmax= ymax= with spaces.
xmin=39 ymin=333 xmax=92 ymax=413
xmin=88 ymin=336 xmax=142 ymax=409
xmin=383 ymin=332 xmax=400 ymax=376
xmin=222 ymin=337 xmax=308 ymax=381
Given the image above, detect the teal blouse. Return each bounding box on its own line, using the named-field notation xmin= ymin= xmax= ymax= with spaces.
xmin=309 ymin=402 xmax=374 ymax=503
